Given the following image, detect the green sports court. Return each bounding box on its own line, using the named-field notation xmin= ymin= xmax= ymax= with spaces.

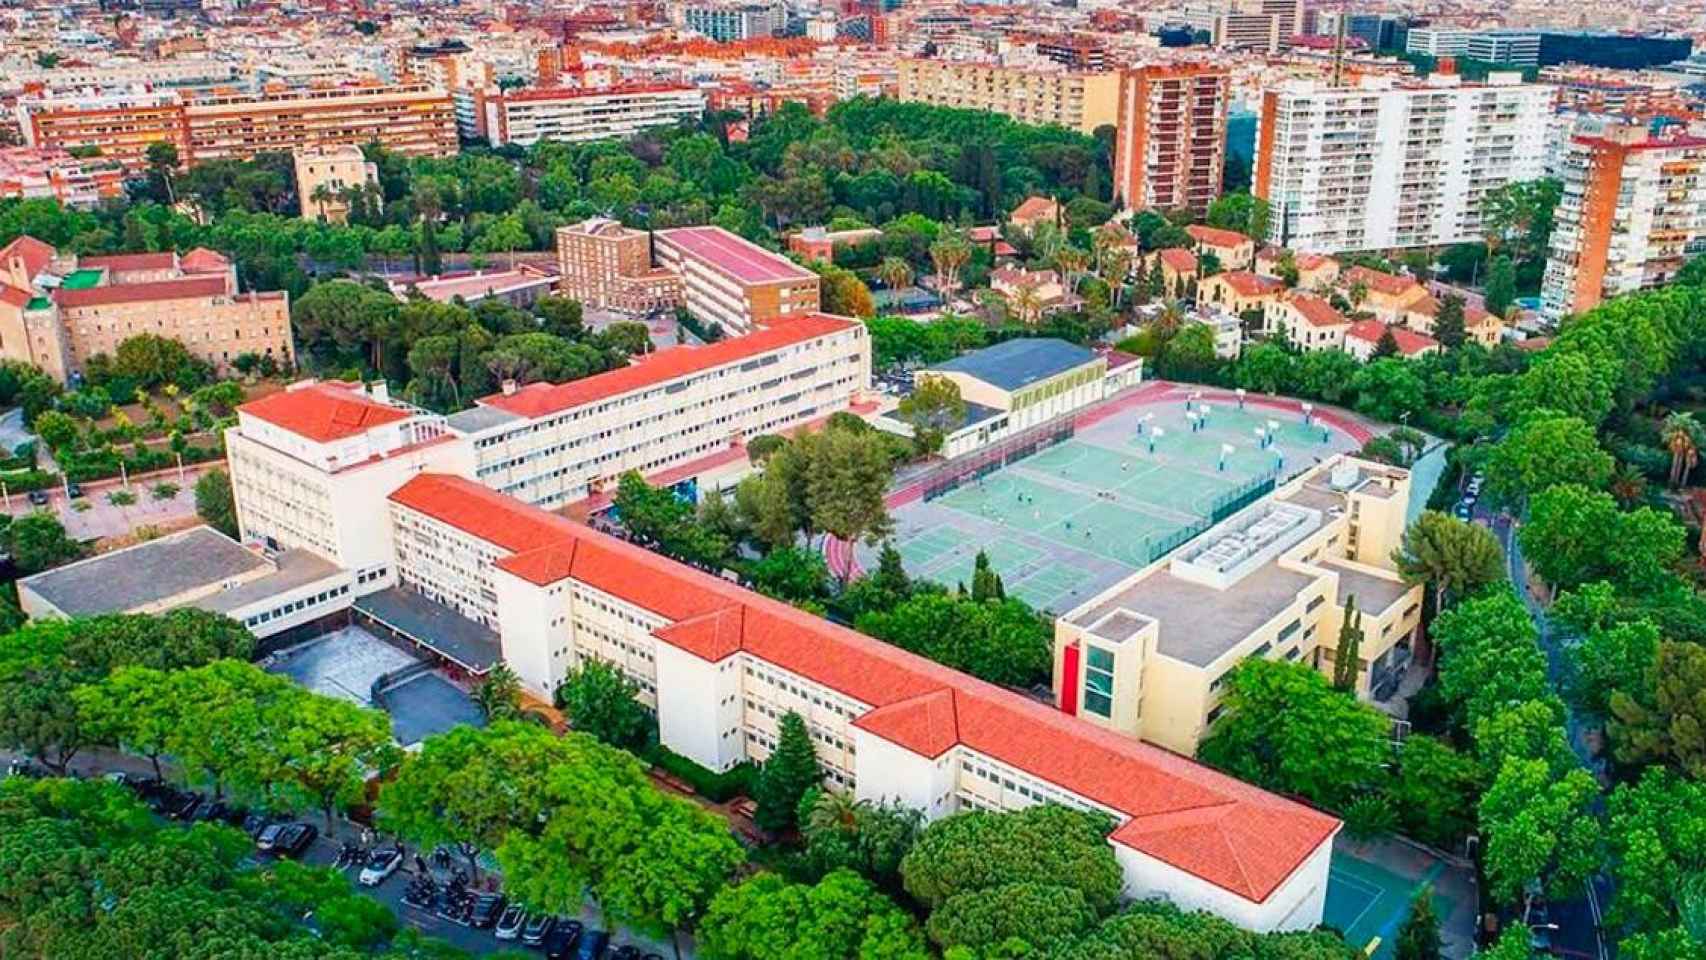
xmin=1326 ymin=842 xmax=1474 ymax=959
xmin=880 ymin=389 xmax=1363 ymax=613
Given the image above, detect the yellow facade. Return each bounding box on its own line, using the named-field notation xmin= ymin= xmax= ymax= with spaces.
xmin=896 ymin=59 xmax=1120 ymax=135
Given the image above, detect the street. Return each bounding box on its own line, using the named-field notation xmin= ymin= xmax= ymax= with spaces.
xmin=3 ymin=746 xmax=687 ymax=958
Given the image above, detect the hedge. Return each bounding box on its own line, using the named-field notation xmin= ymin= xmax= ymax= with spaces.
xmin=0 ymin=469 xmax=58 ymax=493
xmin=59 ymin=442 xmax=223 ymax=484
xmin=646 ymin=744 xmax=755 ymax=803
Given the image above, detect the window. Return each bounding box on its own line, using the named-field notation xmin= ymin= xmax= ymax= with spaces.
xmin=1082 ymin=646 xmax=1115 ymax=718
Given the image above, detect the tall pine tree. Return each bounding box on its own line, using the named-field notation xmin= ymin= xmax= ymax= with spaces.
xmin=1395 ymin=884 xmax=1442 ymax=960
xmin=753 ymin=711 xmax=821 ymax=834
xmin=1333 ymin=595 xmax=1364 ymax=692
xmin=1433 ymin=293 xmax=1467 ymax=349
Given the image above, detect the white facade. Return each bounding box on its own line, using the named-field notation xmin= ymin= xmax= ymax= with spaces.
xmin=455 ymin=314 xmax=868 ymax=508
xmin=479 ymin=86 xmax=706 ymax=148
xmin=1255 ymin=75 xmax=1551 ymax=253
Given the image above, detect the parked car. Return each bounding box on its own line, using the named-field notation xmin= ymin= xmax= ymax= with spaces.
xmin=65 ymin=483 xmax=83 ymax=499
xmin=611 ymin=946 xmax=644 ymax=960
xmin=521 ymin=913 xmax=557 ymax=946
xmin=240 ymin=812 xmax=275 ymax=839
xmin=543 ymin=920 xmax=585 ymax=960
xmin=5 ymin=759 xmax=47 ymax=779
xmin=575 ymin=930 xmax=610 ymax=960
xmin=469 ymin=893 xmax=507 ymax=929
xmin=165 ymin=791 xmax=204 ymax=821
xmin=26 ymin=489 xmax=48 ymax=506
xmin=358 ymin=847 xmax=404 ymax=887
xmin=256 ymin=822 xmax=317 ymax=857
xmin=493 ymin=905 xmax=527 ymax=941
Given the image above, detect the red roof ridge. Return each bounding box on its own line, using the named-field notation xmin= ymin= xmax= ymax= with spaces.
xmin=854 ymin=687 xmax=959 ymax=758
xmin=240 ymin=381 xmax=411 ymax=443
xmin=56 ymin=274 xmax=230 ymax=308
xmin=0 ymin=235 xmax=56 ymax=282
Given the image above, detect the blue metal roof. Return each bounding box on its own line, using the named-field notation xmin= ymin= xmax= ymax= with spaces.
xmin=930 ymin=338 xmax=1097 ymax=392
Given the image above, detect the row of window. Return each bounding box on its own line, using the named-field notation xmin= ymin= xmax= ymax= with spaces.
xmin=242 ymin=582 xmax=350 ymax=629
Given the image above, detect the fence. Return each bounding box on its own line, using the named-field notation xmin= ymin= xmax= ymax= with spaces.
xmin=920 ymin=416 xmax=1077 ymax=502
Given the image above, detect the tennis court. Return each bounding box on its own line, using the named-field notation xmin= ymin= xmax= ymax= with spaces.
xmin=1327 ymin=842 xmax=1472 ymax=960
xmin=877 ymin=389 xmax=1365 ymax=613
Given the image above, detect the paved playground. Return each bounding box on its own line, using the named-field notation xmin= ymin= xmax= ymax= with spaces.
xmin=866 ymin=385 xmax=1366 ymax=613
xmin=1327 ymin=836 xmax=1479 ymax=959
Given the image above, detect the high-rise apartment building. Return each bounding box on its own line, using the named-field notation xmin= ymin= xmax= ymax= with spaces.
xmin=17 ymin=84 xmax=457 ymax=172
xmin=1112 ymin=64 xmax=1230 ymax=215
xmin=895 ymin=60 xmax=1121 ymax=135
xmin=1253 ymin=75 xmax=1551 ymax=253
xmin=1541 ymin=125 xmax=1706 ymax=318
xmin=468 ymin=84 xmax=706 ymax=148
xmin=681 ymin=3 xmax=783 ymax=41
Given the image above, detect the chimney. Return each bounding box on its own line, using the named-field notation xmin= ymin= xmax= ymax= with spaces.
xmin=369 ymin=381 xmax=390 ymax=404
xmin=502 ymin=379 xmax=519 ymax=396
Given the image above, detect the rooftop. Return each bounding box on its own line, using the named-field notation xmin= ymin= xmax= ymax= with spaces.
xmin=930 ymin=337 xmax=1098 ymax=392
xmin=655 ymin=225 xmax=816 ymax=285
xmin=55 ymin=275 xmax=229 ymax=308
xmin=475 ymin=313 xmax=859 ymax=420
xmin=385 ymin=472 xmax=1339 ymax=904
xmin=240 ymin=381 xmax=413 ymax=443
xmin=353 ymin=586 xmax=503 ymax=674
xmin=1070 ymin=561 xmax=1318 ymax=668
xmin=20 ymin=526 xmax=270 ymax=617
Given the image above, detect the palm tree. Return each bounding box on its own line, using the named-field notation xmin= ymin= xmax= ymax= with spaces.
xmin=1153 ymin=300 xmax=1186 ymax=339
xmin=474 ymin=663 xmax=522 ymax=720
xmin=1610 ymin=463 xmax=1649 ymax=508
xmin=805 ymin=788 xmax=865 ymax=836
xmin=309 ymin=183 xmax=335 ymax=222
xmin=1010 ymin=283 xmax=1044 ymax=325
xmin=1054 ymin=246 xmax=1090 ymax=294
xmin=929 ymin=232 xmax=971 ymax=296
xmin=876 ymin=256 xmax=913 ymax=292
xmin=1101 ymin=250 xmax=1133 ymax=308
xmin=1664 ymin=412 xmax=1702 ymax=488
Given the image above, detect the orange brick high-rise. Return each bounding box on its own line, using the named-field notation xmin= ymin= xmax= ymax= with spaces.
xmin=1112 ymin=64 xmax=1230 ymax=216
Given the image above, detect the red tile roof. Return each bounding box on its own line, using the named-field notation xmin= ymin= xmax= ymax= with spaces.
xmin=478 ymin=313 xmax=859 ymax=419
xmin=1009 ymin=196 xmax=1058 ymax=223
xmin=1346 ymin=320 xmax=1438 ymax=356
xmin=1282 ymin=292 xmax=1347 ymax=329
xmin=1187 ymin=224 xmax=1251 ymax=249
xmin=1216 ymin=271 xmax=1284 ymax=298
xmin=0 ymin=284 xmax=30 ymax=309
xmin=0 ymin=236 xmax=55 ymax=282
xmin=1159 ymin=248 xmax=1197 ymax=273
xmin=655 ymin=226 xmax=816 ymax=285
xmin=80 ymin=251 xmax=177 ymax=272
xmin=239 ymin=381 xmax=412 ymax=443
xmin=388 ymin=472 xmax=1340 ymax=903
xmin=55 ymin=275 xmax=229 ymax=308
xmin=179 ymin=247 xmax=230 ymax=273
xmin=1343 ymin=265 xmax=1420 ymax=298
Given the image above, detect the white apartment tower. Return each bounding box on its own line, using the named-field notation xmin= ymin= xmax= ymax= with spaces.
xmin=1253 ymin=74 xmax=1551 ymax=253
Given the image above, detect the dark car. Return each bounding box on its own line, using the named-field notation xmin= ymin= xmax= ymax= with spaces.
xmin=493 ymin=905 xmax=526 ymax=941
xmin=26 ymin=490 xmax=48 ymax=506
xmin=575 ymin=930 xmax=610 ymax=960
xmin=65 ymin=483 xmax=83 ymax=499
xmin=256 ymin=822 xmax=317 ymax=857
xmin=165 ymin=791 xmax=204 ymax=820
xmin=521 ymin=912 xmax=557 ymax=946
xmin=240 ymin=811 xmax=274 ymax=839
xmin=611 ymin=946 xmax=643 ymax=960
xmin=469 ymin=893 xmax=507 ymax=929
xmin=542 ymin=920 xmax=585 ymax=960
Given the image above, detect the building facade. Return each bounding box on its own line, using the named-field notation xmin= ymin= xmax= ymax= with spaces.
xmin=1112 ymin=64 xmax=1230 ymax=216
xmin=1542 ymin=125 xmax=1706 ymax=318
xmin=1253 ymin=75 xmax=1551 ymax=253
xmin=0 ymin=238 xmax=293 ymax=382
xmin=470 ymin=84 xmax=706 ymax=148
xmin=0 ymin=147 xmax=127 ymax=208
xmin=896 ymin=59 xmax=1121 ymax=135
xmin=653 ymin=226 xmax=821 ymax=334
xmin=1054 ymin=456 xmax=1422 ymax=754
xmin=555 ymin=218 xmax=684 ymax=314
xmin=294 ymin=145 xmax=380 ymax=224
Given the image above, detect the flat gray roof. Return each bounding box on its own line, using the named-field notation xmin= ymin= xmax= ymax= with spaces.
xmin=445 ymin=404 xmax=523 ymax=434
xmin=21 ymin=525 xmax=269 ymax=617
xmin=195 ymin=549 xmax=344 ymax=614
xmin=931 ymin=338 xmax=1096 ymax=392
xmin=1326 ymin=560 xmax=1412 ymax=614
xmin=354 ymin=586 xmax=502 ymax=673
xmin=1071 ymin=564 xmax=1317 ymax=668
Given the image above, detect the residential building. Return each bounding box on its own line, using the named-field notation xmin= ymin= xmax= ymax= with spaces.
xmin=653 ymin=226 xmax=821 ymax=334
xmin=990 ymin=266 xmax=1068 ymax=318
xmin=0 ymin=237 xmax=293 ymax=383
xmin=397 ymin=266 xmax=561 ymax=309
xmin=1541 ymin=124 xmax=1706 ymax=317
xmin=1400 ymin=294 xmax=1504 ymax=348
xmin=682 ymin=3 xmax=784 ymax=41
xmin=17 ymin=84 xmax=458 ymax=172
xmin=1267 ymin=291 xmax=1349 ymax=351
xmin=1343 ymin=320 xmax=1440 ymax=360
xmin=555 ymin=218 xmax=684 ymax=314
xmin=1337 ymin=266 xmax=1430 ymax=320
xmin=1404 ymin=28 xmax=1470 ymax=58
xmin=1008 ymin=196 xmax=1063 ymax=234
xmin=443 ymin=312 xmax=870 ymax=509
xmin=0 ymin=147 xmax=126 ymax=208
xmin=294 ymin=145 xmax=380 ymax=224
xmin=896 ymin=59 xmax=1122 ymax=135
xmin=787 ymin=226 xmax=884 ymax=264
xmin=470 ymin=84 xmax=706 ymax=148
xmin=1255 ymin=247 xmax=1340 ymax=290
xmin=1054 ymin=456 xmax=1422 ymax=754
xmin=363 ymin=470 xmax=1340 ymax=931
xmin=1187 ymin=225 xmax=1256 ymax=271
xmin=1254 ymin=75 xmax=1552 ymax=253
xmin=1198 ymin=270 xmax=1285 ymax=320
xmin=1112 ymin=64 xmax=1230 ymax=216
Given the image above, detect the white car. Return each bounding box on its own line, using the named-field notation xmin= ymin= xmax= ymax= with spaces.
xmin=358 ymin=847 xmax=404 ymax=887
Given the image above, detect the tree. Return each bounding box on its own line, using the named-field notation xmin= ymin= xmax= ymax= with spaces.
xmin=474 ymin=662 xmax=523 ymax=721
xmin=747 ymin=545 xmax=829 ymax=604
xmin=1604 ymin=768 xmax=1706 ymax=939
xmin=926 ymin=882 xmax=1098 ymax=952
xmin=1393 ymin=510 xmax=1505 ymax=615
xmin=555 ymin=659 xmax=651 ymax=753
xmin=1484 ymin=255 xmax=1517 ymax=318
xmin=1373 ymin=326 xmax=1402 ymax=359
xmin=1333 ymin=596 xmax=1364 ymax=692
xmin=1610 ymin=641 xmax=1706 ymax=779
xmin=897 ymin=375 xmax=967 ymax=453
xmin=145 ymin=141 xmax=179 ymax=204
xmin=1387 ymin=735 xmax=1479 ymax=848
xmin=876 ymin=256 xmax=913 ymax=291
xmin=797 ymin=788 xmax=922 ymax=887
xmin=698 ymin=870 xmax=929 ymax=960
xmin=1433 ymin=294 xmax=1467 ymax=349
xmin=804 ymin=428 xmax=895 ymax=560
xmin=1479 ymin=755 xmax=1602 ymax=904
xmin=0 ymin=622 xmax=86 ymax=773
xmin=1395 ymin=885 xmax=1442 ymax=960
xmin=268 ymin=691 xmax=394 ymax=831
xmin=195 ymin=468 xmax=239 ymax=538
xmin=814 ymin=263 xmax=875 ymax=318
xmin=856 ymin=592 xmax=1051 ymax=687
xmin=1196 ymin=659 xmax=1390 ymax=811
xmin=1663 ymin=412 xmax=1703 ymax=488
xmin=752 ymin=712 xmax=820 ymax=834
xmin=598 ymin=797 xmax=744 ymax=955
xmin=1484 ymin=414 xmax=1613 ymax=507
xmin=5 ymin=512 xmax=82 ymax=574
xmin=1235 ymin=342 xmax=1296 ymax=395
xmin=1481 ymin=178 xmax=1561 ymax=262
xmin=901 ymin=804 xmax=1123 ymax=914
